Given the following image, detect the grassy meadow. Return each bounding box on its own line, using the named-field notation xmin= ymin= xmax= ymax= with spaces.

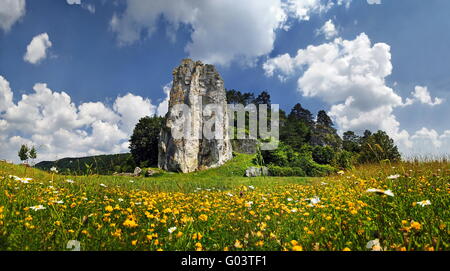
xmin=0 ymin=154 xmax=448 ymax=251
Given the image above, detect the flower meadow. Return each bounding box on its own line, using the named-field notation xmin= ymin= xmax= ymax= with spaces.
xmin=0 ymin=159 xmax=448 ymax=251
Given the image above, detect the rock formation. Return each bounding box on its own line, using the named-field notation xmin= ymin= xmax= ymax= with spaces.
xmin=158 ymin=59 xmax=232 ymax=173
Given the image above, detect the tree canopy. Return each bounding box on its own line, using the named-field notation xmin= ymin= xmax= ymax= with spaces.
xmin=129 ymin=116 xmax=164 ymax=167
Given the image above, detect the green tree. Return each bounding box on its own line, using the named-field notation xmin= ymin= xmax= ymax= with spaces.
xmin=280 ymin=118 xmax=310 ymax=150
xmin=289 ymin=103 xmax=314 ymax=127
xmin=253 ymin=91 xmax=271 ymax=106
xmin=129 ymin=116 xmax=164 ymax=167
xmin=312 ymin=145 xmax=335 ymax=165
xmin=226 ymin=89 xmax=254 ymax=106
xmin=316 ymin=110 xmax=333 ymax=127
xmin=29 ymin=146 xmax=37 ymax=165
xmin=18 ymin=144 xmax=29 ymax=164
xmin=358 ymin=130 xmax=401 ymax=163
xmin=310 ymin=110 xmax=342 ymax=149
xmin=343 ymin=131 xmax=361 ymax=152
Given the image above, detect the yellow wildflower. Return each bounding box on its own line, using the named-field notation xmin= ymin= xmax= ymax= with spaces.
xmin=234 ymin=240 xmax=243 ymax=248
xmin=105 ymin=205 xmax=114 ymax=212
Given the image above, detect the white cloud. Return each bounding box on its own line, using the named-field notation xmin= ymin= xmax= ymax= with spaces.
xmin=404 ymin=86 xmax=443 ymax=106
xmin=0 ymin=76 xmax=169 ymax=163
xmin=113 ymin=93 xmax=155 ymax=134
xmin=367 ymin=0 xmax=381 ymax=4
xmin=282 ymin=0 xmax=333 ymax=22
xmin=157 ymin=83 xmax=171 ymax=117
xmin=23 ymin=33 xmax=53 ymax=65
xmin=66 ymin=0 xmax=95 ymax=14
xmin=109 ymin=0 xmax=349 ymax=66
xmin=316 ymin=19 xmax=338 ymax=40
xmin=0 ymin=76 xmax=14 ymax=112
xmin=406 ymin=128 xmax=450 ymax=157
xmin=83 ymin=4 xmax=95 ymax=14
xmin=110 ymin=0 xmax=289 ymax=66
xmin=411 ymin=128 xmax=441 ymax=148
xmin=0 ymin=0 xmax=25 ymax=32
xmin=263 ymin=53 xmax=295 ymax=81
xmin=66 ymin=0 xmax=81 ymax=4
xmin=262 ymin=32 xmax=450 ymax=156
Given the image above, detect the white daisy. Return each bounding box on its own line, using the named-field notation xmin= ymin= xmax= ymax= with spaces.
xmin=384 ymin=190 xmax=395 ymax=197
xmin=168 ymin=227 xmax=177 ymax=234
xmin=100 ymin=183 xmax=107 ymax=187
xmin=416 ymin=200 xmax=431 ymax=207
xmin=387 ymin=174 xmax=401 ymax=179
xmin=29 ymin=205 xmax=46 ymax=211
xmin=66 ymin=179 xmax=75 ymax=183
xmin=309 ymin=196 xmax=321 ymax=205
xmin=366 ymin=239 xmax=382 ymax=251
xmin=366 ymin=188 xmax=395 ymax=197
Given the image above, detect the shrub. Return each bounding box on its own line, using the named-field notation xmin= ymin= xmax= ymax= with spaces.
xmin=261 ymin=142 xmax=336 ymax=177
xmin=334 ymin=150 xmax=355 ymax=169
xmin=260 ymin=142 xmax=292 ymax=167
xmin=268 ymin=166 xmax=305 ymax=177
xmin=312 ymin=145 xmax=336 ymax=165
xmin=291 ymin=153 xmax=336 ymax=177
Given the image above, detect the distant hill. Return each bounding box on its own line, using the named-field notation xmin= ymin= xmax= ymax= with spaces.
xmin=35 ymin=153 xmax=135 ymax=175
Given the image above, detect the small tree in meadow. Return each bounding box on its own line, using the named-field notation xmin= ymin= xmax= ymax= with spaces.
xmin=18 ymin=144 xmax=29 ymax=164
xmin=29 ymin=146 xmax=37 ymax=165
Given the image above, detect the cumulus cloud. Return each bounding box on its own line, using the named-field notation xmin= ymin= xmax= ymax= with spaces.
xmin=404 ymin=86 xmax=443 ymax=106
xmin=316 ymin=19 xmax=338 ymax=40
xmin=407 ymin=128 xmax=450 ymax=157
xmin=0 ymin=76 xmax=168 ymax=163
xmin=113 ymin=93 xmax=155 ymax=134
xmin=263 ymin=54 xmax=295 ymax=81
xmin=23 ymin=33 xmax=52 ymax=65
xmin=66 ymin=0 xmax=81 ymax=4
xmin=109 ymin=0 xmax=351 ymax=65
xmin=156 ymin=83 xmax=171 ymax=117
xmin=0 ymin=0 xmax=25 ymax=32
xmin=0 ymin=76 xmax=14 ymax=112
xmin=282 ymin=0 xmax=333 ymax=22
xmin=263 ymin=32 xmax=449 ymax=155
xmin=367 ymin=0 xmax=381 ymax=4
xmin=110 ymin=0 xmax=288 ymax=65
xmin=66 ymin=0 xmax=95 ymax=14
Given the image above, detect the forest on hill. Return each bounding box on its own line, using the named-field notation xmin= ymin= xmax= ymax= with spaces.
xmin=128 ymin=89 xmax=401 ymax=177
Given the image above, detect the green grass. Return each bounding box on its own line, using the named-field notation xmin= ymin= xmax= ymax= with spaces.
xmin=2 ymin=153 xmax=310 ymax=193
xmin=0 ymin=154 xmax=448 ymax=251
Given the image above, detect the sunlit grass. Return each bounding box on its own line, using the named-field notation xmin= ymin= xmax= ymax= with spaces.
xmin=0 ymin=155 xmax=448 ymax=251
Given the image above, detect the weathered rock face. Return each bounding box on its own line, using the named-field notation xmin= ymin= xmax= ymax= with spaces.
xmin=231 ymin=139 xmax=258 ymax=154
xmin=245 ymin=166 xmax=269 ymax=177
xmin=158 ymin=59 xmax=232 ymax=173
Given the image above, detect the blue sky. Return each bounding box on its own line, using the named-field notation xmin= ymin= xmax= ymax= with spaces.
xmin=0 ymin=0 xmax=449 ymax=162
